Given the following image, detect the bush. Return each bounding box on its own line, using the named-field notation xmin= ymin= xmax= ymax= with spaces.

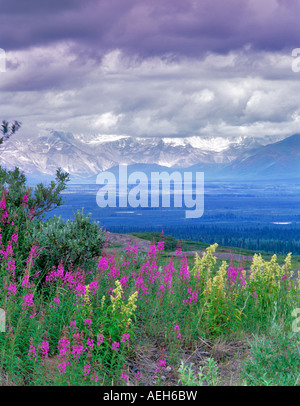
xmin=32 ymin=210 xmax=106 ymax=275
xmin=240 ymin=322 xmax=300 ymax=386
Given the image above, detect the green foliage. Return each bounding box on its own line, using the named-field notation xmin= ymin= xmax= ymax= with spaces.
xmin=240 ymin=322 xmax=300 ymax=386
xmin=178 ymin=357 xmax=220 ymax=386
xmin=32 ymin=209 xmax=106 ymax=273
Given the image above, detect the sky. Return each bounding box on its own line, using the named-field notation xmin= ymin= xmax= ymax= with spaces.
xmin=1 ymin=0 xmax=300 ymax=141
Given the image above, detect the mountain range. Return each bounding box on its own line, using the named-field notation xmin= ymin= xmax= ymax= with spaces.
xmin=0 ymin=130 xmax=299 ymax=182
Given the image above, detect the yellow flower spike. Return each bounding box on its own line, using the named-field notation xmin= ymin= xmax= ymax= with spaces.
xmin=100 ymin=295 xmax=106 ymax=310
xmin=110 ymin=280 xmax=123 ymax=312
xmin=203 ymin=277 xmax=212 ymax=300
xmin=284 ymin=253 xmax=293 ymax=279
xmin=212 ymin=260 xmax=227 ymax=298
xmin=192 ymin=243 xmax=218 ymax=280
xmin=121 ymin=291 xmax=138 ymax=326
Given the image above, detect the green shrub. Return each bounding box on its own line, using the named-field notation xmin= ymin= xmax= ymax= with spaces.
xmin=240 ymin=322 xmax=300 ymax=386
xmin=32 ymin=209 xmax=106 ymax=275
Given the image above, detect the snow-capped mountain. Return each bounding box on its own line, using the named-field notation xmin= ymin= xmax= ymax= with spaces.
xmin=0 ymin=129 xmax=296 ymax=181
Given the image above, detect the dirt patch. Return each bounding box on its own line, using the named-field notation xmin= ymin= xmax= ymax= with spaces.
xmin=105 ymin=232 xmax=152 ymax=253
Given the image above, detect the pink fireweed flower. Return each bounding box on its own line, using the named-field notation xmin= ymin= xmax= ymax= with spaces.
xmin=7 ymin=283 xmax=17 ymax=298
xmin=22 ymin=194 xmax=29 ymax=205
xmin=97 ymin=334 xmax=104 ymax=346
xmin=120 ymin=373 xmax=128 ymax=382
xmin=28 ymin=345 xmax=37 ymax=358
xmin=86 ymin=338 xmax=94 ymax=351
xmin=121 ymin=334 xmax=130 ymax=348
xmin=156 ymin=241 xmax=164 ymax=253
xmin=282 ymin=274 xmax=288 ymax=280
xmin=26 ymin=245 xmax=38 ymax=266
xmin=108 ymin=265 xmax=120 ymax=280
xmin=22 ymin=292 xmax=34 ymax=307
xmin=83 ymin=319 xmax=92 ymax=327
xmin=1 ymin=243 xmax=14 ymax=258
xmin=0 ymin=210 xmax=9 ymax=223
xmin=74 ymin=284 xmax=86 ymax=298
xmin=147 ymin=244 xmax=157 ymax=258
xmin=40 ymin=340 xmax=49 ymax=360
xmin=10 ymin=233 xmax=18 ymax=244
xmin=183 ymin=287 xmax=200 ymax=305
xmin=72 ymin=344 xmax=84 ymax=359
xmin=91 ymin=374 xmax=99 ymax=382
xmin=156 ymin=359 xmax=166 ymax=373
xmin=89 ymin=280 xmax=98 ymax=293
xmin=0 ymin=197 xmax=6 ymax=210
xmin=112 ymin=342 xmax=119 ymax=351
xmin=179 ymin=257 xmax=190 ymax=281
xmin=125 ymin=244 xmax=139 ymax=257
xmin=22 ymin=275 xmax=31 ymax=289
xmin=120 ymin=276 xmax=129 ymax=289
xmin=6 ymin=259 xmax=15 ymax=276
xmin=57 ymin=339 xmax=71 ymax=359
xmin=28 ymin=209 xmax=36 ymax=220
xmin=174 ymin=324 xmax=181 ymax=339
xmin=58 ymin=360 xmax=69 ymax=375
xmin=251 ymin=290 xmax=258 ymax=298
xmin=175 ymin=248 xmax=183 ymax=257
xmin=135 ymin=370 xmax=142 ymax=380
xmin=83 ymin=364 xmax=91 ymax=379
xmin=50 ymin=297 xmax=60 ymax=309
xmin=69 ymin=321 xmax=76 ymax=330
xmin=97 ymin=257 xmax=108 ymax=272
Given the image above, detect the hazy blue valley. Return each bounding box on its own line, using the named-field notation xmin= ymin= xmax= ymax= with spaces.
xmin=46 ymin=180 xmax=300 ymax=255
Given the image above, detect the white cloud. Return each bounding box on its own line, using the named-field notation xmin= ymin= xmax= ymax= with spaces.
xmin=1 ymin=44 xmax=300 ymax=142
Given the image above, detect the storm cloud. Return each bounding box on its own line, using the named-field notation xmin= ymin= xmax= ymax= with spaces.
xmin=1 ymin=0 xmax=300 ymax=140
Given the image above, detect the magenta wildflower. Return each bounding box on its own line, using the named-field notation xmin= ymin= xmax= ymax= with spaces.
xmin=22 ymin=292 xmax=34 ymax=307
xmin=57 ymin=339 xmax=70 ymax=359
xmin=40 ymin=340 xmax=49 ymax=360
xmin=174 ymin=324 xmax=181 ymax=339
xmin=135 ymin=370 xmax=142 ymax=380
xmin=86 ymin=337 xmax=94 ymax=351
xmin=91 ymin=374 xmax=99 ymax=382
xmin=50 ymin=297 xmax=60 ymax=309
xmin=112 ymin=342 xmax=119 ymax=351
xmin=22 ymin=194 xmax=29 ymax=205
xmin=120 ymin=373 xmax=128 ymax=382
xmin=0 ymin=197 xmax=6 ymax=210
xmin=28 ymin=345 xmax=37 ymax=358
xmin=97 ymin=257 xmax=108 ymax=272
xmin=83 ymin=319 xmax=92 ymax=327
xmin=10 ymin=233 xmax=18 ymax=244
xmin=69 ymin=321 xmax=76 ymax=330
xmin=97 ymin=334 xmax=104 ymax=346
xmin=83 ymin=364 xmax=91 ymax=379
xmin=175 ymin=248 xmax=183 ymax=257
xmin=22 ymin=275 xmax=31 ymax=288
xmin=7 ymin=283 xmax=17 ymax=299
xmin=121 ymin=333 xmax=130 ymax=348
xmin=179 ymin=256 xmax=190 ymax=281
xmin=58 ymin=360 xmax=69 ymax=375
xmin=26 ymin=245 xmax=38 ymax=266
xmin=72 ymin=344 xmax=84 ymax=359
xmin=89 ymin=280 xmax=98 ymax=293
xmin=156 ymin=359 xmax=166 ymax=373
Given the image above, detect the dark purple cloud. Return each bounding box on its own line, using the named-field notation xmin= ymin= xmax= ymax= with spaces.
xmin=1 ymin=0 xmax=300 ymax=57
